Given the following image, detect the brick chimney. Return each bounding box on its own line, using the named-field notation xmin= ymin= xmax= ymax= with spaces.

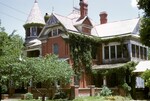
xmin=99 ymin=12 xmax=108 ymax=24
xmin=79 ymin=0 xmax=88 ymax=19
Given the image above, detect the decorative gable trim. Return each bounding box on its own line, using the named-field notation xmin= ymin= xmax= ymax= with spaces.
xmin=46 ymin=15 xmax=60 ymax=26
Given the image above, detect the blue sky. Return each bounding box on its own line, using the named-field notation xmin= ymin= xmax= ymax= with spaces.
xmin=0 ymin=0 xmax=142 ymax=38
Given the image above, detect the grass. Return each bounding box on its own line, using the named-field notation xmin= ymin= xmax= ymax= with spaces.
xmin=18 ymin=96 xmax=131 ymax=101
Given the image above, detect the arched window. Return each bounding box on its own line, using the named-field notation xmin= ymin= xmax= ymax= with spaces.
xmin=53 ymin=43 xmax=59 ymax=55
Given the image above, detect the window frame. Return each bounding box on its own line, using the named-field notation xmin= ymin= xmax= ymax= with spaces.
xmin=53 ymin=43 xmax=59 ymax=55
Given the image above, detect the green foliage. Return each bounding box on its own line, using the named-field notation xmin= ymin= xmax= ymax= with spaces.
xmin=139 ymin=18 xmax=150 ymax=47
xmin=68 ymin=33 xmax=100 ymax=76
xmin=28 ymin=54 xmax=74 ymax=85
xmin=0 ymin=28 xmax=25 ymax=87
xmin=25 ymin=92 xmax=33 ymax=100
xmin=73 ymin=96 xmax=105 ymax=101
xmin=138 ymin=0 xmax=150 ymax=17
xmin=99 ymin=86 xmax=112 ymax=96
xmin=1 ymin=85 xmax=7 ymax=93
xmin=92 ymin=61 xmax=137 ymax=85
xmin=138 ymin=0 xmax=150 ymax=47
xmin=23 ymin=23 xmax=44 ymax=29
xmin=122 ymin=83 xmax=131 ymax=92
xmin=141 ymin=70 xmax=150 ymax=87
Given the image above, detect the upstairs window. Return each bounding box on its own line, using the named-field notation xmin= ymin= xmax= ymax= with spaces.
xmin=144 ymin=48 xmax=147 ymax=60
xmin=140 ymin=46 xmax=143 ymax=59
xmin=104 ymin=46 xmax=109 ymax=59
xmin=132 ymin=44 xmax=136 ymax=57
xmin=47 ymin=28 xmax=63 ymax=37
xmin=53 ymin=29 xmax=57 ymax=36
xmin=58 ymin=29 xmax=63 ymax=35
xmin=117 ymin=45 xmax=122 ymax=58
xmin=123 ymin=44 xmax=128 ymax=58
xmin=53 ymin=43 xmax=59 ymax=55
xmin=136 ymin=45 xmax=139 ymax=58
xmin=110 ymin=46 xmax=115 ymax=59
xmin=30 ymin=27 xmax=37 ymax=36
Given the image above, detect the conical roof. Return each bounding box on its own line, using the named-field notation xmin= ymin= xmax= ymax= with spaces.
xmin=25 ymin=0 xmax=45 ymax=24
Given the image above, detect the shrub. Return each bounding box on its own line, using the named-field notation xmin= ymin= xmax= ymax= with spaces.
xmin=24 ymin=92 xmax=33 ymax=100
xmin=99 ymin=86 xmax=112 ymax=96
xmin=122 ymin=83 xmax=131 ymax=92
xmin=2 ymin=85 xmax=7 ymax=93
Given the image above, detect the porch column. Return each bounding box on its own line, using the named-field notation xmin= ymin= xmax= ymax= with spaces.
xmin=103 ymin=76 xmax=107 ymax=86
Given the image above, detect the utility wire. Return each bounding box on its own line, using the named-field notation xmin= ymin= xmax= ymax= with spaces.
xmin=0 ymin=1 xmax=28 ymax=16
xmin=0 ymin=11 xmax=25 ymax=22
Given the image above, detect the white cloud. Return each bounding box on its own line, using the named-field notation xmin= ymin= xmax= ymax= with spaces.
xmin=131 ymin=0 xmax=138 ymax=8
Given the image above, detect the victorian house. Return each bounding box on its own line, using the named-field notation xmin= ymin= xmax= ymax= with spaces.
xmin=24 ymin=0 xmax=148 ymax=98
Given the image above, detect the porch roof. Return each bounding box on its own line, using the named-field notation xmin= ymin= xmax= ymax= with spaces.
xmin=133 ymin=61 xmax=150 ymax=73
xmin=92 ymin=63 xmax=126 ymax=70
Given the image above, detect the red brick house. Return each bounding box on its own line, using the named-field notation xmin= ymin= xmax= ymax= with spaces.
xmin=24 ymin=0 xmax=148 ymax=98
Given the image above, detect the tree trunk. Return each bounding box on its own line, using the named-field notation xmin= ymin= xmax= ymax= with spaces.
xmin=42 ymin=94 xmax=45 ymax=101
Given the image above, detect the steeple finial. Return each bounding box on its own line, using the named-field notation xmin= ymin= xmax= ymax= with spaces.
xmin=35 ymin=0 xmax=38 ymax=3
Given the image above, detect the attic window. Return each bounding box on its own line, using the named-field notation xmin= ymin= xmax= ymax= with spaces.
xmin=52 ymin=28 xmax=63 ymax=36
xmin=53 ymin=29 xmax=57 ymax=36
xmin=30 ymin=27 xmax=37 ymax=36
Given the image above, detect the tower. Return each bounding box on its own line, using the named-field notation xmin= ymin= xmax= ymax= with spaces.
xmin=24 ymin=0 xmax=45 ymax=57
xmin=24 ymin=0 xmax=45 ymax=43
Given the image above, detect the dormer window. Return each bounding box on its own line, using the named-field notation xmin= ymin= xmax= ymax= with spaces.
xmin=30 ymin=27 xmax=37 ymax=36
xmin=53 ymin=29 xmax=57 ymax=36
xmin=43 ymin=27 xmax=63 ymax=38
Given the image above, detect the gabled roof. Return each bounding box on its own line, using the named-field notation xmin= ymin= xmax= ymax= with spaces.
xmin=25 ymin=0 xmax=45 ymax=24
xmin=67 ymin=7 xmax=80 ymax=20
xmin=53 ymin=13 xmax=78 ymax=32
xmin=91 ymin=18 xmax=140 ymax=37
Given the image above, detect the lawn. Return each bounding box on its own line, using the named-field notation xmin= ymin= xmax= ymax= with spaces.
xmin=18 ymin=96 xmax=131 ymax=101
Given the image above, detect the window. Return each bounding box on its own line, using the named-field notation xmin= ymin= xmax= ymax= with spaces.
xmin=144 ymin=48 xmax=147 ymax=60
xmin=140 ymin=46 xmax=143 ymax=59
xmin=136 ymin=45 xmax=139 ymax=58
xmin=58 ymin=29 xmax=63 ymax=35
xmin=110 ymin=46 xmax=115 ymax=59
xmin=30 ymin=27 xmax=37 ymax=36
xmin=53 ymin=43 xmax=59 ymax=55
xmin=53 ymin=29 xmax=57 ymax=36
xmin=26 ymin=28 xmax=30 ymax=37
xmin=104 ymin=46 xmax=109 ymax=59
xmin=132 ymin=44 xmax=135 ymax=57
xmin=117 ymin=45 xmax=122 ymax=58
xmin=123 ymin=44 xmax=128 ymax=58
xmin=74 ymin=76 xmax=79 ymax=85
xmin=48 ymin=31 xmax=52 ymax=37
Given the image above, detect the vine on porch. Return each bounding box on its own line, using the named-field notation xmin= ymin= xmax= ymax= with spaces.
xmin=68 ymin=33 xmax=100 ymax=76
xmin=68 ymin=32 xmax=134 ymax=78
xmin=92 ymin=61 xmax=137 ymax=85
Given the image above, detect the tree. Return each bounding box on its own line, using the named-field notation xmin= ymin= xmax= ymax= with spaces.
xmin=25 ymin=54 xmax=74 ymax=101
xmin=141 ymin=70 xmax=150 ymax=87
xmin=137 ymin=0 xmax=150 ymax=47
xmin=0 ymin=22 xmax=25 ymax=99
xmin=138 ymin=0 xmax=150 ymax=17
